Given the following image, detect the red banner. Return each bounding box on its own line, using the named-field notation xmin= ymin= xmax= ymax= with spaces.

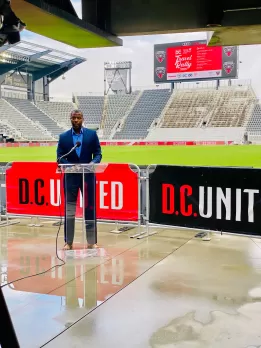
xmin=0 ymin=141 xmax=233 ymax=148
xmin=193 ymin=141 xmax=233 ymax=145
xmin=100 ymin=141 xmax=131 ymax=146
xmin=6 ymin=162 xmax=139 ymax=221
xmin=132 ymin=141 xmax=193 ymax=146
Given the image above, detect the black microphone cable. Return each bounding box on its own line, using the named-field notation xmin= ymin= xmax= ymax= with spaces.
xmin=1 ymin=166 xmax=66 ymax=289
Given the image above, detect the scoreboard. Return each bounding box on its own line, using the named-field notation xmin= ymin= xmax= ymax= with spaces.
xmin=154 ymin=40 xmax=238 ymax=83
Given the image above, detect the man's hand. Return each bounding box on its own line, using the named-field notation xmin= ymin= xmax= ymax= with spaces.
xmin=56 ymin=165 xmax=62 ymax=173
xmin=64 ymin=165 xmax=82 ymax=173
xmin=18 ymin=21 xmax=26 ymax=31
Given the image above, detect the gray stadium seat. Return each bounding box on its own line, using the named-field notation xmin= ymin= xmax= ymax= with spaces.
xmin=76 ymin=96 xmax=104 ymax=126
xmin=5 ymin=98 xmax=65 ymax=138
xmin=113 ymin=89 xmax=172 ymax=140
xmin=36 ymin=101 xmax=76 ymax=128
xmin=101 ymin=92 xmax=139 ymax=139
xmin=0 ymin=99 xmax=54 ymax=141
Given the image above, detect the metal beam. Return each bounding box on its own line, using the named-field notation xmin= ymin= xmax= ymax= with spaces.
xmin=0 ymin=50 xmax=51 ymax=76
xmin=32 ymin=63 xmax=61 ymax=82
xmin=32 ymin=58 xmax=84 ymax=81
xmin=29 ymin=50 xmax=52 ymax=62
xmin=48 ymin=58 xmax=86 ymax=82
xmin=47 ymin=67 xmax=68 ymax=83
xmin=0 ymin=61 xmax=28 ymax=76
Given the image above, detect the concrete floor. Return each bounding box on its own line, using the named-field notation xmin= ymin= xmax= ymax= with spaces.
xmin=1 ymin=219 xmax=261 ymax=348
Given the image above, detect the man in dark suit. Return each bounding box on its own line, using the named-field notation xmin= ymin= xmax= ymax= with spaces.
xmin=57 ymin=110 xmax=102 ymax=250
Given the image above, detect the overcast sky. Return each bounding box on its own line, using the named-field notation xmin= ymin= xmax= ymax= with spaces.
xmin=21 ymin=0 xmax=261 ymax=100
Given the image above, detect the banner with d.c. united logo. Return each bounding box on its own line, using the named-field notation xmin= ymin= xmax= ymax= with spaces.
xmin=149 ymin=165 xmax=261 ymax=236
xmin=5 ymin=162 xmax=139 ymax=222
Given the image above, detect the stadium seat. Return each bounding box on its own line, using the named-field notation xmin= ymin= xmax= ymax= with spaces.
xmin=0 ymin=99 xmax=54 ymax=141
xmin=160 ymin=86 xmax=256 ymax=129
xmin=76 ymin=96 xmax=104 ymax=127
xmin=113 ymin=89 xmax=172 ymax=140
xmin=36 ymin=101 xmax=77 ymax=128
xmin=1 ymin=82 xmax=258 ymax=143
xmin=100 ymin=92 xmax=140 ymax=139
xmin=4 ymin=98 xmax=65 ymax=138
xmin=246 ymin=104 xmax=261 ymax=143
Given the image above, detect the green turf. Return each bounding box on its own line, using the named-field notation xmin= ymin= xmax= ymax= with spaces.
xmin=0 ymin=145 xmax=260 ymax=167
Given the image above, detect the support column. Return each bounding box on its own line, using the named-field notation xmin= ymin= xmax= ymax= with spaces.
xmin=27 ymin=75 xmax=33 ymax=101
xmin=43 ymin=76 xmax=49 ymax=101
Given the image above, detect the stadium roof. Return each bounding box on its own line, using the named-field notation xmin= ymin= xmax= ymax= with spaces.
xmin=0 ymin=40 xmax=86 ymax=82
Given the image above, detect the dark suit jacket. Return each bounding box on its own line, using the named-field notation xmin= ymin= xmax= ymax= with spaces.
xmin=57 ymin=127 xmax=102 ymax=164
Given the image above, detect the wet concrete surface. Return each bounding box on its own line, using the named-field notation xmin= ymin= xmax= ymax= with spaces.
xmin=1 ymin=220 xmax=261 ymax=347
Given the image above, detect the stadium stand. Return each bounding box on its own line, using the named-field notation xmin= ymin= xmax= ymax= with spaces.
xmin=100 ymin=92 xmax=139 ymax=139
xmin=160 ymin=89 xmax=213 ymax=128
xmin=0 ymin=121 xmax=23 ymax=141
xmin=159 ymin=85 xmax=256 ymax=129
xmin=0 ymin=81 xmax=258 ymax=143
xmin=76 ymin=96 xmax=104 ymax=127
xmin=5 ymin=98 xmax=65 ymax=138
xmin=0 ymin=99 xmax=54 ymax=141
xmin=3 ymin=42 xmax=257 ymax=145
xmin=36 ymin=101 xmax=76 ymax=128
xmin=246 ymin=104 xmax=261 ymax=143
xmin=207 ymin=87 xmax=256 ymax=128
xmin=114 ymin=89 xmax=172 ymax=139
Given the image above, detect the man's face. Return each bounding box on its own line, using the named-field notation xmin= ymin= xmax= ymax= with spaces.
xmin=70 ymin=112 xmax=83 ymax=131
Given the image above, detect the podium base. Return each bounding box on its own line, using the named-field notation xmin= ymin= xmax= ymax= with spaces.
xmin=58 ymin=247 xmax=108 ymax=262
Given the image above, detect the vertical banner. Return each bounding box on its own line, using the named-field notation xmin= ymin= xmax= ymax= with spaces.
xmin=5 ymin=162 xmax=139 ymax=222
xmin=149 ymin=165 xmax=261 ymax=236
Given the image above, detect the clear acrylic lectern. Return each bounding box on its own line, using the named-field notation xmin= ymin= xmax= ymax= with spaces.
xmin=57 ymin=163 xmax=106 ymax=257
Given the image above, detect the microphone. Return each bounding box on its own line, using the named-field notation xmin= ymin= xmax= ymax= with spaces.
xmin=57 ymin=142 xmax=81 ymax=164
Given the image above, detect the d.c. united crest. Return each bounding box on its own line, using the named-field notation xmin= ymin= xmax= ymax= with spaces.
xmin=223 ymin=61 xmax=234 ymax=74
xmin=223 ymin=46 xmax=235 ymax=57
xmin=155 ymin=67 xmax=166 ymax=79
xmin=155 ymin=51 xmax=166 ymax=63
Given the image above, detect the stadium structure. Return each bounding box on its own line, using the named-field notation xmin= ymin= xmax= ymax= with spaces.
xmin=2 ymin=8 xmax=261 ymax=348
xmin=13 ymin=0 xmax=261 ymax=47
xmin=0 ymin=40 xmax=260 ymax=145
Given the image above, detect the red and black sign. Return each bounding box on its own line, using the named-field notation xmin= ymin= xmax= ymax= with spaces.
xmin=149 ymin=165 xmax=261 ymax=236
xmin=6 ymin=162 xmax=139 ymax=222
xmin=154 ymin=40 xmax=238 ymax=83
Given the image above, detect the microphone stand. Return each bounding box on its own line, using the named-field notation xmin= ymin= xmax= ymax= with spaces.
xmin=57 ymin=143 xmax=79 ymax=164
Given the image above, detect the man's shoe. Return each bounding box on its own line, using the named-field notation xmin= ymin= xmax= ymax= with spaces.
xmin=63 ymin=243 xmax=73 ymax=250
xmin=87 ymin=244 xmax=98 ymax=249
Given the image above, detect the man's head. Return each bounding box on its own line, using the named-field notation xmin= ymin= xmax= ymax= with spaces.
xmin=70 ymin=109 xmax=83 ymax=132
